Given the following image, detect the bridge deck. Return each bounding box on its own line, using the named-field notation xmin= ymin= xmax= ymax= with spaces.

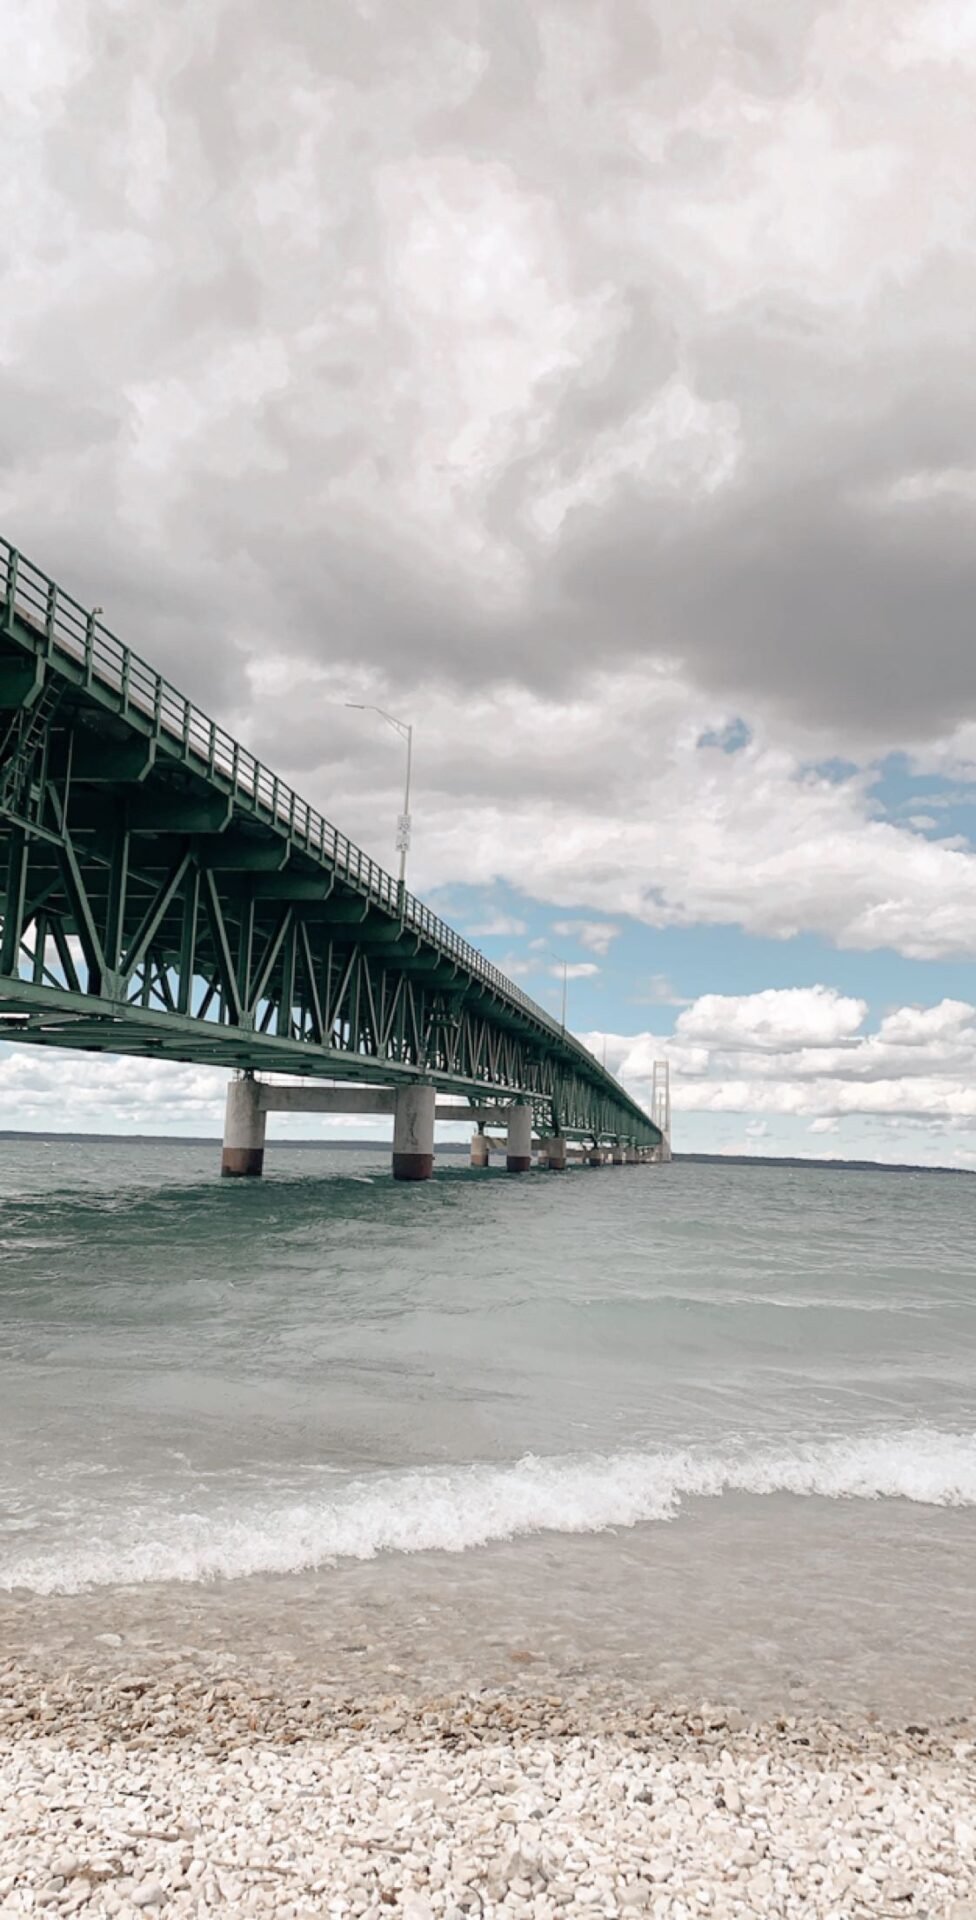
xmin=0 ymin=539 xmax=659 ymax=1146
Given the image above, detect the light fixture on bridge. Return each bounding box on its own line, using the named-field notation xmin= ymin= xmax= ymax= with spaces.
xmin=345 ymin=704 xmax=414 ymax=906
xmin=538 ymin=946 xmax=569 ymax=1030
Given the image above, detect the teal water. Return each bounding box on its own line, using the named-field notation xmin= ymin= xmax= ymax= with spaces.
xmin=2 ymin=1144 xmax=975 ymax=1710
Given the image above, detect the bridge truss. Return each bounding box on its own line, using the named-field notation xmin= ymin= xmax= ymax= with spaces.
xmin=0 ymin=538 xmax=660 ymax=1150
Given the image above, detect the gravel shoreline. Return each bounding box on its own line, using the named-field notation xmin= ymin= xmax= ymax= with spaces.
xmin=2 ymin=1658 xmax=975 ymax=1920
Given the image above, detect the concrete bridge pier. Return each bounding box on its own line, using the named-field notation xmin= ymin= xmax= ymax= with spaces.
xmin=221 ymin=1073 xmax=266 ymax=1177
xmin=393 ymin=1084 xmax=436 ymax=1181
xmin=217 ymin=1073 xmax=657 ymax=1181
xmin=506 ymin=1102 xmax=533 ymax=1173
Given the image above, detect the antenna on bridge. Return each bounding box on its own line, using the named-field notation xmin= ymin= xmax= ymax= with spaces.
xmin=651 ymin=1058 xmax=672 ymax=1162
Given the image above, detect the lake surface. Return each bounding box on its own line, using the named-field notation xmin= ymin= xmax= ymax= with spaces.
xmin=2 ymin=1141 xmax=974 ymax=1715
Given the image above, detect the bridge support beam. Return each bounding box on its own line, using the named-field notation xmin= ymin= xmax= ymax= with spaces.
xmin=221 ymin=1073 xmax=266 ymax=1177
xmin=546 ymin=1135 xmax=568 ymax=1171
xmin=470 ymin=1129 xmax=489 ymax=1169
xmin=587 ymin=1145 xmax=604 ymax=1167
xmin=626 ymin=1147 xmax=639 ymax=1165
xmin=259 ymin=1086 xmax=396 ymax=1116
xmin=611 ymin=1146 xmax=625 ymax=1165
xmin=393 ymin=1083 xmax=435 ymax=1182
xmin=506 ymin=1102 xmax=532 ymax=1173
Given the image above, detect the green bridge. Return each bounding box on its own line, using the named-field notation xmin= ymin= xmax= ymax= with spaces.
xmin=0 ymin=537 xmax=663 ymax=1177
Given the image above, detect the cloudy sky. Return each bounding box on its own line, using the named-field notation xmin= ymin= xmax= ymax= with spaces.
xmin=4 ymin=0 xmax=976 ymax=1162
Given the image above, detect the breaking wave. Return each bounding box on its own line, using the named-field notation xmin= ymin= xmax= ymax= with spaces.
xmin=4 ymin=1428 xmax=975 ymax=1594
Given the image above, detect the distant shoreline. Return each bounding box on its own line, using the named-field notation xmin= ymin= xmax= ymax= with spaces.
xmin=675 ymin=1150 xmax=976 ymax=1176
xmin=0 ymin=1128 xmax=971 ymax=1174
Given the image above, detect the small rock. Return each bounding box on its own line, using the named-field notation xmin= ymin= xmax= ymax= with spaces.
xmin=400 ymin=1897 xmax=435 ymax=1920
xmin=61 ymin=1886 xmax=93 ymax=1916
xmin=618 ymin=1881 xmax=652 ymax=1909
xmin=648 ymin=1854 xmax=674 ymax=1884
xmin=130 ymin=1884 xmax=166 ymax=1910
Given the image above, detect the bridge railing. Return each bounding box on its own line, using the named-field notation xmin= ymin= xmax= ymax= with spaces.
xmin=0 ymin=538 xmax=649 ymax=1126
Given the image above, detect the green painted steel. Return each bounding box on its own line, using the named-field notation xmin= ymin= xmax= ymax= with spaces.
xmin=0 ymin=538 xmax=660 ymax=1148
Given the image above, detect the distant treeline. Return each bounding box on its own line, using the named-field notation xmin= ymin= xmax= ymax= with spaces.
xmin=673 ymin=1152 xmax=973 ymax=1176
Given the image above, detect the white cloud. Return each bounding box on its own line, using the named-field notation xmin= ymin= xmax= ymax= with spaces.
xmin=0 ymin=1049 xmax=227 ymax=1132
xmin=874 ymin=999 xmax=973 ymax=1045
xmin=258 ymin=665 xmax=976 ymax=965
xmin=9 ymin=0 xmax=976 ymax=751
xmin=494 ymin=952 xmax=534 ymax=980
xmin=630 ymin=975 xmax=692 ymax=1008
xmin=465 ymin=912 xmax=527 ymax=938
xmin=552 ymin=961 xmax=600 ymax=981
xmin=586 ymin=988 xmax=976 ymax=1163
xmin=893 ymin=0 xmax=976 ymax=64
xmin=676 ymin=986 xmax=867 ymax=1051
xmin=552 ymin=918 xmax=621 ymax=956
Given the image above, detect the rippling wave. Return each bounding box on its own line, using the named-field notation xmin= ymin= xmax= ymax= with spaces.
xmin=4 ymin=1427 xmax=974 ymax=1594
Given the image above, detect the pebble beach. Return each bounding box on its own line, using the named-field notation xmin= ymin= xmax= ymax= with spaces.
xmin=2 ymin=1651 xmax=975 ymax=1920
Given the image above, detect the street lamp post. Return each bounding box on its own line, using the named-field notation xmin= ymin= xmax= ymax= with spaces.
xmin=345 ymin=704 xmax=414 ymax=911
xmin=540 ymin=947 xmax=569 ymax=1030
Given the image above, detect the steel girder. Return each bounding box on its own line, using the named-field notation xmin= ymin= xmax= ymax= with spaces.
xmin=0 ymin=538 xmax=661 ymax=1148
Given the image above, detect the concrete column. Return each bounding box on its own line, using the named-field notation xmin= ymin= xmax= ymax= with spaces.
xmin=612 ymin=1146 xmax=625 ymax=1165
xmin=393 ymin=1084 xmax=435 ymax=1181
xmin=470 ymin=1129 xmax=489 ymax=1169
xmin=221 ymin=1073 xmax=266 ymax=1177
xmin=626 ymin=1147 xmax=639 ymax=1165
xmin=506 ymin=1102 xmax=533 ymax=1173
xmin=587 ymin=1145 xmax=604 ymax=1167
xmin=535 ymin=1139 xmax=549 ymax=1169
xmin=547 ymin=1135 xmax=568 ymax=1171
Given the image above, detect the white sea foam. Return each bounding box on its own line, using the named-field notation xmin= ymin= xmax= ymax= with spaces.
xmin=4 ymin=1429 xmax=975 ymax=1594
